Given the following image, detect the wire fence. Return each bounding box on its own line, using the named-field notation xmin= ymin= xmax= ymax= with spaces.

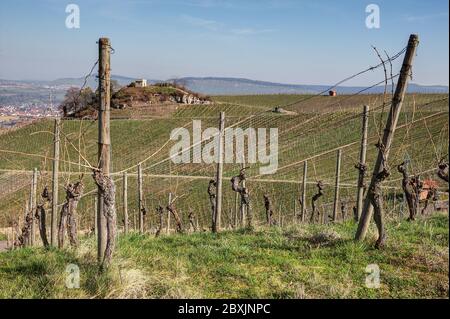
xmin=0 ymin=44 xmax=448 ymax=239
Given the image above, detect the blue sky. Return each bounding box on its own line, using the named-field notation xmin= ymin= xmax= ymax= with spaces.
xmin=0 ymin=0 xmax=448 ymax=85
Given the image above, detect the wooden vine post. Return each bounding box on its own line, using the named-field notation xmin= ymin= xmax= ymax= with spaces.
xmin=213 ymin=112 xmax=225 ymax=233
xmin=30 ymin=168 xmax=37 ymax=246
xmin=167 ymin=192 xmax=172 ymax=234
xmin=51 ymin=119 xmax=60 ymax=247
xmin=301 ymin=161 xmax=307 ymax=222
xmin=332 ymin=149 xmax=342 ymax=222
xmin=123 ymin=172 xmax=128 ymax=234
xmin=355 ymin=34 xmax=419 ymax=242
xmin=138 ymin=164 xmax=143 ymax=234
xmin=97 ymin=37 xmax=111 ymax=262
xmin=355 ymin=105 xmax=369 ymax=221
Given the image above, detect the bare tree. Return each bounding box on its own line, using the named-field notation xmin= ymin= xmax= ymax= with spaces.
xmin=35 ymin=186 xmax=51 ymax=247
xmin=411 ymin=175 xmax=423 ymax=219
xmin=16 ymin=210 xmax=33 ymax=248
xmin=60 ymin=87 xmax=96 ymax=118
xmin=311 ymin=181 xmax=324 ymax=223
xmin=369 ymin=143 xmax=391 ymax=249
xmin=141 ymin=206 xmax=148 ymax=233
xmin=231 ymin=167 xmax=252 ymax=228
xmin=340 ymin=200 xmax=347 ymax=221
xmin=155 ymin=205 xmax=164 ymax=237
xmin=188 ymin=209 xmax=197 ymax=232
xmin=207 ymin=179 xmax=216 ymax=229
xmin=437 ymin=161 xmax=449 ymax=183
xmin=263 ymin=194 xmax=275 ymax=226
xmin=397 ymin=162 xmax=417 ymax=221
xmin=167 ymin=202 xmax=183 ymax=233
xmin=58 ymin=180 xmax=84 ymax=248
xmin=421 ymin=186 xmax=437 ymax=215
xmin=92 ymin=170 xmax=117 ymax=269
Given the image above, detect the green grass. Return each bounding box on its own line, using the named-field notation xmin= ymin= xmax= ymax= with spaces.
xmin=1 ymin=214 xmax=447 ymax=298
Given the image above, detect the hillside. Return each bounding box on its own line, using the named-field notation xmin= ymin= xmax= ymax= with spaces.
xmin=0 ymin=93 xmax=447 ymax=231
xmin=0 ymin=214 xmax=447 ymax=298
xmin=166 ymin=77 xmax=450 ymax=95
xmin=1 ymin=76 xmax=448 ymax=107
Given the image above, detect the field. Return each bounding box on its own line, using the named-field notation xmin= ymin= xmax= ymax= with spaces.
xmin=0 ymin=93 xmax=447 ymax=229
xmin=0 ymin=93 xmax=448 ymax=299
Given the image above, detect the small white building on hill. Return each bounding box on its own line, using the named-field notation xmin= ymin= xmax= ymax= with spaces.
xmin=134 ymin=79 xmax=147 ymax=87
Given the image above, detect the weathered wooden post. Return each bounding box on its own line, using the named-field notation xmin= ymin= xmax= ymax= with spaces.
xmin=332 ymin=149 xmax=342 ymax=221
xmin=51 ymin=119 xmax=60 ymax=247
xmin=301 ymin=161 xmax=307 ymax=222
xmin=356 ymin=34 xmax=419 ymax=241
xmin=293 ymin=198 xmax=297 ymax=223
xmin=97 ymin=37 xmax=111 ymax=262
xmin=234 ymin=192 xmax=239 ymax=228
xmin=213 ymin=112 xmax=225 ymax=233
xmin=355 ymin=105 xmax=369 ymax=221
xmin=23 ymin=200 xmax=28 ymax=246
xmin=123 ymin=172 xmax=128 ymax=234
xmin=30 ymin=168 xmax=37 ymax=246
xmin=240 ymin=156 xmax=246 ymax=226
xmin=94 ymin=195 xmax=98 ymax=235
xmin=167 ymin=192 xmax=172 ymax=234
xmin=138 ymin=164 xmax=143 ymax=234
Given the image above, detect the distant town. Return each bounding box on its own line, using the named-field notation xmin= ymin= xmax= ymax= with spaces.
xmin=0 ymin=103 xmax=60 ymax=129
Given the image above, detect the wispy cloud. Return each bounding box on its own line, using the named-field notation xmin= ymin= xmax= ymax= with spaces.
xmin=181 ymin=14 xmax=274 ymax=36
xmin=230 ymin=28 xmax=275 ymax=36
xmin=404 ymin=12 xmax=448 ymax=22
xmin=181 ymin=14 xmax=222 ymax=31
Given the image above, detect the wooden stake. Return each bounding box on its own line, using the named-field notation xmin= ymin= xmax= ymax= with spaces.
xmin=213 ymin=112 xmax=225 ymax=233
xmin=123 ymin=172 xmax=128 ymax=234
xmin=240 ymin=156 xmax=246 ymax=226
xmin=138 ymin=164 xmax=143 ymax=234
xmin=356 ymin=105 xmax=369 ymax=221
xmin=167 ymin=192 xmax=172 ymax=234
xmin=30 ymin=168 xmax=37 ymax=246
xmin=51 ymin=119 xmax=60 ymax=247
xmin=234 ymin=192 xmax=239 ymax=228
xmin=97 ymin=37 xmax=111 ymax=262
xmin=355 ymin=34 xmax=419 ymax=241
xmin=94 ymin=195 xmax=97 ymax=236
xmin=24 ymin=200 xmax=28 ymax=246
xmin=332 ymin=149 xmax=342 ymax=221
xmin=301 ymin=161 xmax=307 ymax=222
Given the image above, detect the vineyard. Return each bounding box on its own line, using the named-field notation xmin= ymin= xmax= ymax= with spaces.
xmin=0 ymin=93 xmax=448 ymax=233
xmin=0 ymin=34 xmax=448 ymax=299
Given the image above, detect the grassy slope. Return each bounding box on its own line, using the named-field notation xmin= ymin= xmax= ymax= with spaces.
xmin=1 ymin=214 xmax=448 ymax=298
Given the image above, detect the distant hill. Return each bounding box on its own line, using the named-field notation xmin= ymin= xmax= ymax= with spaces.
xmin=171 ymin=77 xmax=450 ymax=95
xmin=0 ymin=76 xmax=448 ymax=106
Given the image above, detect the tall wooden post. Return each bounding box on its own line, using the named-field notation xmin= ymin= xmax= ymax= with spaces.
xmin=138 ymin=164 xmax=143 ymax=234
xmin=30 ymin=168 xmax=37 ymax=246
xmin=293 ymin=198 xmax=297 ymax=223
xmin=94 ymin=195 xmax=98 ymax=235
xmin=240 ymin=156 xmax=246 ymax=226
xmin=356 ymin=105 xmax=369 ymax=221
xmin=301 ymin=161 xmax=307 ymax=222
xmin=51 ymin=119 xmax=60 ymax=247
xmin=97 ymin=37 xmax=111 ymax=262
xmin=332 ymin=149 xmax=342 ymax=221
xmin=23 ymin=200 xmax=28 ymax=246
xmin=213 ymin=112 xmax=225 ymax=233
xmin=123 ymin=172 xmax=128 ymax=234
xmin=356 ymin=34 xmax=419 ymax=240
xmin=234 ymin=192 xmax=239 ymax=227
xmin=167 ymin=192 xmax=172 ymax=234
